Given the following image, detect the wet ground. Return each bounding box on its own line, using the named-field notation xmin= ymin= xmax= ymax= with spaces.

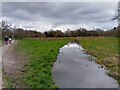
xmin=52 ymin=43 xmax=118 ymax=88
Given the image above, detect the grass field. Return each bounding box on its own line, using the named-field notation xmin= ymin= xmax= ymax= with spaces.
xmin=79 ymin=37 xmax=119 ymax=84
xmin=15 ymin=38 xmax=71 ymax=88
xmin=15 ymin=37 xmax=119 ymax=87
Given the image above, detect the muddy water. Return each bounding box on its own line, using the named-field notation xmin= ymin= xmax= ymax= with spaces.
xmin=52 ymin=43 xmax=118 ymax=88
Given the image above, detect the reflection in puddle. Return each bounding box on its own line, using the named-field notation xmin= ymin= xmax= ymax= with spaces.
xmin=52 ymin=43 xmax=118 ymax=88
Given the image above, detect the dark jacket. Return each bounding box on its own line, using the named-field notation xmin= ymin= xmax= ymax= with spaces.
xmin=4 ymin=37 xmax=8 ymax=41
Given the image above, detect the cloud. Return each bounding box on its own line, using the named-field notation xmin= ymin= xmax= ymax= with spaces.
xmin=2 ymin=2 xmax=118 ymax=32
xmin=1 ymin=0 xmax=120 ymax=2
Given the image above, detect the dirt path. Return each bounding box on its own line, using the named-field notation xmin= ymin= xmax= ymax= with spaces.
xmin=2 ymin=41 xmax=27 ymax=88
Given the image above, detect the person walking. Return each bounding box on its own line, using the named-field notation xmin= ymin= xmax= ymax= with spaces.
xmin=4 ymin=36 xmax=9 ymax=45
xmin=9 ymin=37 xmax=12 ymax=44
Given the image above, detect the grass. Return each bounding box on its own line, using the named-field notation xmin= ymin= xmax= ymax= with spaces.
xmin=15 ymin=38 xmax=71 ymax=88
xmin=79 ymin=37 xmax=119 ymax=84
xmin=3 ymin=70 xmax=13 ymax=88
xmin=15 ymin=37 xmax=119 ymax=87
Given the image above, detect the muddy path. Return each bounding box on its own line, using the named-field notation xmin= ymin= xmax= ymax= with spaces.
xmin=2 ymin=41 xmax=27 ymax=88
xmin=52 ymin=43 xmax=118 ymax=88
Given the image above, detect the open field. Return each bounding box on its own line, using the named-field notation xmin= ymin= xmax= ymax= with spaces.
xmin=15 ymin=38 xmax=71 ymax=88
xmin=14 ymin=37 xmax=119 ymax=87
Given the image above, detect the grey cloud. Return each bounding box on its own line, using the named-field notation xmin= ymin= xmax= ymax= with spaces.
xmin=2 ymin=2 xmax=118 ymax=30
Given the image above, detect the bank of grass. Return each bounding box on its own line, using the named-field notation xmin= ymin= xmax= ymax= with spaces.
xmin=16 ymin=38 xmax=71 ymax=88
xmin=3 ymin=70 xmax=13 ymax=88
xmin=79 ymin=37 xmax=119 ymax=84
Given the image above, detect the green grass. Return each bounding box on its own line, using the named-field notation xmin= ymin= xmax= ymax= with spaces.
xmin=15 ymin=38 xmax=71 ymax=88
xmin=79 ymin=37 xmax=119 ymax=84
xmin=3 ymin=68 xmax=14 ymax=88
xmin=15 ymin=37 xmax=119 ymax=87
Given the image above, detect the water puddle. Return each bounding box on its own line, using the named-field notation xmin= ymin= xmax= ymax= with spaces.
xmin=52 ymin=43 xmax=118 ymax=88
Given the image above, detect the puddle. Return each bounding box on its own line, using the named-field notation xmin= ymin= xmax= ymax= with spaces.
xmin=52 ymin=43 xmax=118 ymax=88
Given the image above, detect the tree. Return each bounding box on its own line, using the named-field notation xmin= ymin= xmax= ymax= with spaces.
xmin=0 ymin=21 xmax=12 ymax=38
xmin=112 ymin=1 xmax=120 ymax=27
xmin=54 ymin=30 xmax=64 ymax=37
xmin=0 ymin=21 xmax=11 ymax=32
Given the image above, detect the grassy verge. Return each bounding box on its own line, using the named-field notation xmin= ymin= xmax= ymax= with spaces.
xmin=15 ymin=38 xmax=71 ymax=88
xmin=3 ymin=70 xmax=13 ymax=88
xmin=79 ymin=37 xmax=119 ymax=84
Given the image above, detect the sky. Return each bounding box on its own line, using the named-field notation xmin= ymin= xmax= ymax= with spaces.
xmin=1 ymin=1 xmax=119 ymax=32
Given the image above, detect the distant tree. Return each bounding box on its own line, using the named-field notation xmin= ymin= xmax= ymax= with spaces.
xmin=65 ymin=29 xmax=72 ymax=37
xmin=0 ymin=21 xmax=11 ymax=31
xmin=0 ymin=21 xmax=12 ymax=38
xmin=14 ymin=28 xmax=44 ymax=39
xmin=54 ymin=30 xmax=64 ymax=37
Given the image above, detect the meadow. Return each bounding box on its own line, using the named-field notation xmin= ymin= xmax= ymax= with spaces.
xmin=15 ymin=37 xmax=119 ymax=87
xmin=15 ymin=38 xmax=71 ymax=88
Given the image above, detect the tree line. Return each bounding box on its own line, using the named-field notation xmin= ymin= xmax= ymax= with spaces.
xmin=44 ymin=28 xmax=119 ymax=37
xmin=0 ymin=21 xmax=120 ymax=39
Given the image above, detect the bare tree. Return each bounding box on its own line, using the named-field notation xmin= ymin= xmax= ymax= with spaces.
xmin=0 ymin=21 xmax=11 ymax=31
xmin=112 ymin=1 xmax=120 ymax=27
xmin=0 ymin=21 xmax=12 ymax=38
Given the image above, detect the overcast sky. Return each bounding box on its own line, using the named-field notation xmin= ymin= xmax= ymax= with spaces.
xmin=1 ymin=2 xmax=119 ymax=32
